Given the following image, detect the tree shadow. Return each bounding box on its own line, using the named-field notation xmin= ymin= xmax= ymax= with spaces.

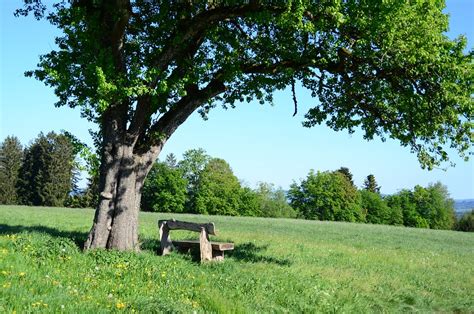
xmin=0 ymin=224 xmax=88 ymax=249
xmin=228 ymin=242 xmax=292 ymax=266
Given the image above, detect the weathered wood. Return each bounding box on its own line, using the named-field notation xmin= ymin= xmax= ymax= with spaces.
xmin=172 ymin=240 xmax=234 ymax=251
xmin=158 ymin=219 xmax=233 ymax=262
xmin=158 ymin=222 xmax=173 ymax=255
xmin=158 ymin=219 xmax=216 ymax=235
xmin=199 ymin=228 xmax=212 ymax=262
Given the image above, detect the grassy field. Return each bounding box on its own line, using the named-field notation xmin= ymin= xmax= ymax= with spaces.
xmin=0 ymin=205 xmax=473 ymax=313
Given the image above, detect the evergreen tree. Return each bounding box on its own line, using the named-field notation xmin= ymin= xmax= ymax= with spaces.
xmin=17 ymin=132 xmax=76 ymax=207
xmin=0 ymin=136 xmax=23 ymax=204
xmin=363 ymin=174 xmax=381 ymax=194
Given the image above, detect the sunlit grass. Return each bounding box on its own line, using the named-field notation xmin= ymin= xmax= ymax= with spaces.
xmin=1 ymin=205 xmax=473 ymax=312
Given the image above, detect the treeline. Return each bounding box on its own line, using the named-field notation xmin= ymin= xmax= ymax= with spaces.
xmin=141 ymin=149 xmax=296 ymax=218
xmin=1 ymin=134 xmax=473 ymax=232
xmin=0 ymin=133 xmax=77 ymax=207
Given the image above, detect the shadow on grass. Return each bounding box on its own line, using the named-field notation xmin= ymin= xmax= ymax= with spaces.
xmin=228 ymin=242 xmax=292 ymax=266
xmin=0 ymin=224 xmax=87 ymax=249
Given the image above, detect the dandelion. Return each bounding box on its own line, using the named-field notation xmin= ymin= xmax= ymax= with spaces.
xmin=116 ymin=302 xmax=126 ymax=309
xmin=18 ymin=272 xmax=26 ymax=277
xmin=2 ymin=282 xmax=11 ymax=288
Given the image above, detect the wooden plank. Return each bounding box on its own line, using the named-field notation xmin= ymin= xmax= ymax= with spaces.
xmin=172 ymin=240 xmax=234 ymax=251
xmin=158 ymin=219 xmax=216 ymax=235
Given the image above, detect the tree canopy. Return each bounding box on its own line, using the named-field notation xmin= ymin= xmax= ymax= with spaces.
xmin=20 ymin=0 xmax=473 ymax=169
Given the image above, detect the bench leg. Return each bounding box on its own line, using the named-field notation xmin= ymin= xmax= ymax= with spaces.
xmin=159 ymin=222 xmax=173 ymax=255
xmin=212 ymin=250 xmax=225 ymax=261
xmin=199 ymin=228 xmax=212 ymax=262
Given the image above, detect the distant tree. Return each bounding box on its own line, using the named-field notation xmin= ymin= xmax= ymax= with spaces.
xmin=456 ymin=210 xmax=474 ymax=232
xmin=141 ymin=161 xmax=187 ymax=213
xmin=363 ymin=174 xmax=381 ymax=194
xmin=335 ymin=167 xmax=355 ymax=187
xmin=17 ymin=132 xmax=76 ymax=207
xmin=385 ymin=190 xmax=426 ymax=228
xmin=0 ymin=136 xmax=23 ymax=204
xmin=194 ymin=158 xmax=242 ymax=216
xmin=178 ymin=148 xmax=210 ymax=208
xmin=413 ymin=183 xmax=455 ymax=230
xmin=360 ymin=190 xmax=390 ymax=224
xmin=164 ymin=153 xmax=178 ymax=168
xmin=238 ymin=187 xmax=261 ymax=217
xmin=288 ymin=170 xmax=362 ymax=222
xmin=255 ymin=182 xmax=296 ymax=218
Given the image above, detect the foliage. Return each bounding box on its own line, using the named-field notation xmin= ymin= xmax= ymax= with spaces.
xmin=456 ymin=210 xmax=474 ymax=232
xmin=363 ymin=174 xmax=380 ymax=194
xmin=193 ymin=158 xmax=242 ymax=216
xmin=288 ymin=170 xmax=362 ymax=222
xmin=335 ymin=167 xmax=355 ymax=187
xmin=1 ymin=205 xmax=473 ymax=312
xmin=254 ymin=182 xmax=296 ymax=218
xmin=178 ymin=148 xmax=211 ymax=209
xmin=360 ymin=190 xmax=390 ymax=224
xmin=19 ymin=0 xmax=473 ymax=173
xmin=16 ymin=132 xmax=76 ymax=207
xmin=141 ymin=160 xmax=187 ymax=213
xmin=0 ymin=136 xmax=23 ymax=204
xmin=385 ymin=183 xmax=455 ymax=230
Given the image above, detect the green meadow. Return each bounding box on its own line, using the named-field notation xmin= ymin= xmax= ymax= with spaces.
xmin=0 ymin=205 xmax=473 ymax=313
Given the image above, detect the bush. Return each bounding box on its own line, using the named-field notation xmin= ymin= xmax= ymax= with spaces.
xmin=456 ymin=210 xmax=474 ymax=232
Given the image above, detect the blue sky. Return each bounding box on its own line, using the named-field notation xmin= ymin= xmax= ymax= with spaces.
xmin=1 ymin=1 xmax=473 ymax=199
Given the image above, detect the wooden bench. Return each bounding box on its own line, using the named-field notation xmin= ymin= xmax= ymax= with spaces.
xmin=158 ymin=219 xmax=234 ymax=262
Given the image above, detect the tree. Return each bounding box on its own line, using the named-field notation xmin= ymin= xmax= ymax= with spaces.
xmin=141 ymin=160 xmax=187 ymax=213
xmin=413 ymin=183 xmax=455 ymax=230
xmin=288 ymin=170 xmax=362 ymax=222
xmin=254 ymin=182 xmax=296 ymax=218
xmin=0 ymin=136 xmax=23 ymax=204
xmin=363 ymin=174 xmax=380 ymax=194
xmin=18 ymin=1 xmax=473 ymax=250
xmin=336 ymin=167 xmax=354 ymax=187
xmin=17 ymin=132 xmax=76 ymax=207
xmin=456 ymin=210 xmax=474 ymax=232
xmin=359 ymin=190 xmax=390 ymax=224
xmin=178 ymin=148 xmax=211 ymax=210
xmin=194 ymin=158 xmax=242 ymax=216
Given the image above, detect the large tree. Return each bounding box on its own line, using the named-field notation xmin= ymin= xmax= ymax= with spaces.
xmin=18 ymin=1 xmax=473 ymax=250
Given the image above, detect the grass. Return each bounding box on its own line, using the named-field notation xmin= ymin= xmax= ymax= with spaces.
xmin=1 ymin=205 xmax=473 ymax=313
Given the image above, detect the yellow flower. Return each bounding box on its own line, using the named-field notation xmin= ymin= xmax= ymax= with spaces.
xmin=18 ymin=272 xmax=26 ymax=277
xmin=2 ymin=282 xmax=11 ymax=288
xmin=116 ymin=302 xmax=126 ymax=309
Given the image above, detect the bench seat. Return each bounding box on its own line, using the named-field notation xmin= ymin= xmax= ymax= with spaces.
xmin=172 ymin=240 xmax=234 ymax=251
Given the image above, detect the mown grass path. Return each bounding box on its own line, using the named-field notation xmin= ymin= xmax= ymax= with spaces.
xmin=1 ymin=205 xmax=473 ymax=312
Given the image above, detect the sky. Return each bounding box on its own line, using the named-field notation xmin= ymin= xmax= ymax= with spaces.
xmin=1 ymin=1 xmax=473 ymax=199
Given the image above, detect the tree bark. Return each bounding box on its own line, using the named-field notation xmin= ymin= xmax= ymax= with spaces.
xmin=84 ymin=142 xmax=159 ymax=251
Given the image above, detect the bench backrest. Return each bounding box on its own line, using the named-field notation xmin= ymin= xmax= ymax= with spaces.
xmin=158 ymin=219 xmax=216 ymax=235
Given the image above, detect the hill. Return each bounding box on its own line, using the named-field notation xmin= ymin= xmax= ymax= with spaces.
xmin=455 ymin=199 xmax=474 ymax=216
xmin=0 ymin=205 xmax=473 ymax=312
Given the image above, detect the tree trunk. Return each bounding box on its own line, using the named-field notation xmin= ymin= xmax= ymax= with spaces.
xmin=84 ymin=139 xmax=160 ymax=251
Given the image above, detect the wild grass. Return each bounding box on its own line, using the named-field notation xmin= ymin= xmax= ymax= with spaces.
xmin=1 ymin=205 xmax=473 ymax=313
